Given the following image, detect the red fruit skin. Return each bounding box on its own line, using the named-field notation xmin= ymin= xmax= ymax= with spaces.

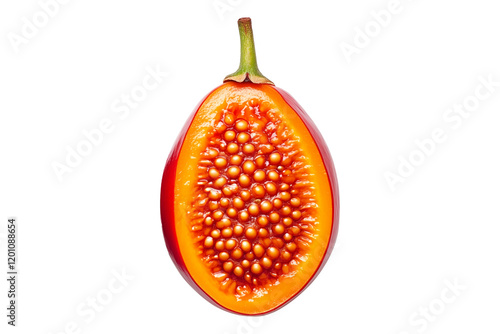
xmin=160 ymin=90 xmax=216 ymax=308
xmin=160 ymin=85 xmax=340 ymax=315
xmin=272 ymin=86 xmax=340 ymax=266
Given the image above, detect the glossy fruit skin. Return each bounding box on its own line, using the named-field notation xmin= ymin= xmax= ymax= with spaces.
xmin=272 ymin=86 xmax=340 ymax=274
xmin=160 ymin=83 xmax=339 ymax=315
xmin=160 ymin=90 xmax=211 ymax=300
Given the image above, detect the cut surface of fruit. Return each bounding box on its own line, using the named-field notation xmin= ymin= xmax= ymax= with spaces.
xmin=161 ymin=82 xmax=339 ymax=314
xmin=160 ymin=17 xmax=339 ymax=315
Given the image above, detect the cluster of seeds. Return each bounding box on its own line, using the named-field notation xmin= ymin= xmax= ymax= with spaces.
xmin=190 ymin=100 xmax=317 ymax=297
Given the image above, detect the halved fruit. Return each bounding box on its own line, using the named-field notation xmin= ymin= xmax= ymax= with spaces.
xmin=160 ymin=18 xmax=339 ymax=315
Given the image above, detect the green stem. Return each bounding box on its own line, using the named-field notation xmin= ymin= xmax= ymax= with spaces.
xmin=224 ymin=18 xmax=274 ymax=85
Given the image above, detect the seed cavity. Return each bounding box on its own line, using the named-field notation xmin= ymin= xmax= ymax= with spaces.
xmin=190 ymin=99 xmax=318 ymax=297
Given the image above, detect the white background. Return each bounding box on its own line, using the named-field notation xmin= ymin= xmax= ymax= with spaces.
xmin=1 ymin=0 xmax=499 ymax=333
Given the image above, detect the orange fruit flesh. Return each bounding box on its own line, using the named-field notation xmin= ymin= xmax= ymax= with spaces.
xmin=173 ymin=82 xmax=333 ymax=314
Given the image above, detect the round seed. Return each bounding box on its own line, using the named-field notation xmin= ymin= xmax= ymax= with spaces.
xmin=242 ymin=144 xmax=255 ymax=155
xmin=258 ymin=228 xmax=269 ymax=238
xmin=248 ymin=204 xmax=260 ymax=216
xmin=231 ymin=248 xmax=243 ymax=260
xmin=207 ymin=148 xmax=218 ymax=158
xmin=230 ymin=155 xmax=243 ymax=165
xmin=224 ymin=130 xmax=236 ymax=141
xmin=208 ymin=190 xmax=222 ymax=200
xmin=261 ymin=257 xmax=272 ymax=269
xmin=267 ymin=170 xmax=279 ymax=182
xmin=257 ymin=216 xmax=269 ymax=227
xmin=241 ymin=240 xmax=252 ymax=252
xmin=290 ymin=197 xmax=301 ymax=207
xmin=283 ymin=217 xmax=293 ymax=226
xmin=281 ymin=206 xmax=292 ymax=216
xmin=222 ymin=186 xmax=232 ymax=197
xmin=245 ymin=228 xmax=257 ymax=239
xmin=265 ymin=182 xmax=278 ymax=195
xmin=260 ymin=200 xmax=273 ymax=213
xmin=279 ymin=192 xmax=291 ymax=201
xmin=233 ymin=266 xmax=244 ymax=276
xmin=227 ymin=166 xmax=241 ymax=179
xmin=215 ymin=157 xmax=228 ymax=169
xmin=279 ymin=184 xmax=290 ymax=191
xmin=223 ymin=261 xmax=234 ymax=272
xmin=226 ymin=208 xmax=237 ymax=218
xmin=253 ymin=170 xmax=266 ymax=182
xmin=266 ymin=247 xmax=279 ymax=259
xmin=253 ymin=244 xmax=265 ymax=258
xmin=255 ymin=156 xmax=266 ymax=167
xmin=238 ymin=210 xmax=249 ymax=222
xmin=204 ymin=217 xmax=213 ymax=226
xmin=204 ymin=237 xmax=214 ymax=248
xmin=221 ymin=228 xmax=233 ymax=238
xmin=241 ymin=259 xmax=250 ymax=268
xmin=220 ymin=198 xmax=229 ymax=207
xmin=225 ymin=239 xmax=237 ymax=250
xmin=233 ymin=225 xmax=244 ymax=236
xmin=251 ymin=263 xmax=263 ymax=275
xmin=233 ymin=197 xmax=245 ymax=209
xmin=286 ymin=242 xmax=297 ymax=252
xmin=242 ymin=161 xmax=256 ymax=174
xmin=213 ymin=210 xmax=223 ymax=221
xmin=237 ymin=132 xmax=250 ymax=144
xmin=235 ymin=119 xmax=249 ymax=132
xmin=208 ymin=168 xmax=220 ymax=179
xmin=269 ymin=212 xmax=280 ymax=223
xmin=283 ymin=233 xmax=293 ymax=241
xmin=227 ymin=143 xmax=239 ymax=154
xmin=215 ymin=240 xmax=225 ymax=251
xmin=281 ymin=250 xmax=292 ymax=261
xmin=252 ymin=185 xmax=265 ymax=198
xmin=224 ymin=113 xmax=235 ymax=125
xmin=273 ymin=198 xmax=283 ymax=209
xmin=241 ymin=190 xmax=251 ymax=201
xmin=239 ymin=174 xmax=251 ymax=187
xmin=210 ymin=229 xmax=220 ymax=238
xmin=214 ymin=177 xmax=227 ymax=188
xmin=219 ymin=252 xmax=230 ymax=261
xmin=272 ymin=223 xmax=285 ymax=235
xmin=269 ymin=152 xmax=281 ymax=165
xmin=292 ymin=210 xmax=302 ymax=220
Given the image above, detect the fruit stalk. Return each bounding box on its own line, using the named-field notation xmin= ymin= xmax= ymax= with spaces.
xmin=224 ymin=18 xmax=274 ymax=85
